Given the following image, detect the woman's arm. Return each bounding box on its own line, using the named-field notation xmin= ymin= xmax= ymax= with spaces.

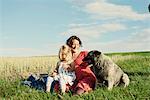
xmin=74 ymin=51 xmax=88 ymax=66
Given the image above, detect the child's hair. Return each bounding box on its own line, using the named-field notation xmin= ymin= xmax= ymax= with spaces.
xmin=58 ymin=44 xmax=72 ymax=62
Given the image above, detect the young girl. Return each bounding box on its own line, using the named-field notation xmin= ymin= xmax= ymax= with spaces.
xmin=46 ymin=44 xmax=76 ymax=93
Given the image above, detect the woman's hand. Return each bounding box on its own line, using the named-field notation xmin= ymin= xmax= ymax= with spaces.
xmin=80 ymin=61 xmax=89 ymax=66
xmin=65 ymin=62 xmax=75 ymax=72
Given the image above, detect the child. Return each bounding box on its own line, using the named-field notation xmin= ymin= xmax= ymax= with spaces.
xmin=46 ymin=44 xmax=76 ymax=93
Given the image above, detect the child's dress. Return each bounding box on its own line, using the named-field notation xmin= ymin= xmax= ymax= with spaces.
xmin=46 ymin=61 xmax=76 ymax=92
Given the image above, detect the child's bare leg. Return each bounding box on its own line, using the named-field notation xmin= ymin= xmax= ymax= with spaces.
xmin=46 ymin=76 xmax=54 ymax=92
xmin=59 ymin=78 xmax=66 ymax=93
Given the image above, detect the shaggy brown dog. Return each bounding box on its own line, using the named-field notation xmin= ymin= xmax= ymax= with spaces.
xmin=83 ymin=50 xmax=130 ymax=90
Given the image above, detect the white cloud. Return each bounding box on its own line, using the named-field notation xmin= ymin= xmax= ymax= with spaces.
xmin=70 ymin=0 xmax=150 ymax=20
xmin=62 ymin=0 xmax=150 ymax=53
xmin=100 ymin=23 xmax=126 ymax=31
xmin=129 ymin=28 xmax=150 ymax=43
xmin=63 ymin=0 xmax=150 ymax=52
xmin=69 ymin=22 xmax=98 ymax=27
xmin=62 ymin=22 xmax=127 ymax=40
xmin=83 ymin=28 xmax=150 ymax=53
xmin=84 ymin=40 xmax=149 ymax=53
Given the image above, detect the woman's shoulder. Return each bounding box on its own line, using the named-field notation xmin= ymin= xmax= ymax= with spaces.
xmin=80 ymin=51 xmax=88 ymax=56
xmin=80 ymin=50 xmax=88 ymax=54
xmin=74 ymin=51 xmax=88 ymax=66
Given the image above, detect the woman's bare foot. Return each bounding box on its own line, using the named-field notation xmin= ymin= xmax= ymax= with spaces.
xmin=73 ymin=88 xmax=84 ymax=95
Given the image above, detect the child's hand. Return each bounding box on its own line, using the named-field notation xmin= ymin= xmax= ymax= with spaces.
xmin=62 ymin=64 xmax=70 ymax=70
xmin=51 ymin=71 xmax=57 ymax=77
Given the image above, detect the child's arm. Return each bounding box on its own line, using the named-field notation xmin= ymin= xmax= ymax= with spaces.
xmin=50 ymin=62 xmax=60 ymax=77
xmin=55 ymin=62 xmax=60 ymax=73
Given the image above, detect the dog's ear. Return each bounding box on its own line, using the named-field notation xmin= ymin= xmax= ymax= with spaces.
xmin=89 ymin=50 xmax=101 ymax=56
xmin=93 ymin=50 xmax=101 ymax=56
xmin=88 ymin=51 xmax=94 ymax=56
xmin=94 ymin=50 xmax=101 ymax=55
xmin=93 ymin=50 xmax=101 ymax=61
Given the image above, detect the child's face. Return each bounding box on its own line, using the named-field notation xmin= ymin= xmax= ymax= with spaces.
xmin=59 ymin=45 xmax=72 ymax=61
xmin=61 ymin=53 xmax=67 ymax=61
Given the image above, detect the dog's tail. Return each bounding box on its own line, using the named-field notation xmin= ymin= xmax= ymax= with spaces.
xmin=122 ymin=73 xmax=130 ymax=88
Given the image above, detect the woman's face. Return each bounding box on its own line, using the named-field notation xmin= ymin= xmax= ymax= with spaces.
xmin=71 ymin=39 xmax=80 ymax=53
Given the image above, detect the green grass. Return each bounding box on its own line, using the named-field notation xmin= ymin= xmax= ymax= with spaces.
xmin=0 ymin=51 xmax=150 ymax=100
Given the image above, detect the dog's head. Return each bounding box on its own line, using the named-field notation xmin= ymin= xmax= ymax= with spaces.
xmin=83 ymin=50 xmax=101 ymax=65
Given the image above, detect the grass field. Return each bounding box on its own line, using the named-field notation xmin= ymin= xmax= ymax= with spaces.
xmin=0 ymin=52 xmax=150 ymax=100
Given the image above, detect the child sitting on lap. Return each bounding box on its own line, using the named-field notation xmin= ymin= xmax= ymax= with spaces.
xmin=46 ymin=44 xmax=76 ymax=93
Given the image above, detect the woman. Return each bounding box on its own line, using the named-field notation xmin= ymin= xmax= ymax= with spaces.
xmin=66 ymin=35 xmax=96 ymax=95
xmin=51 ymin=35 xmax=96 ymax=95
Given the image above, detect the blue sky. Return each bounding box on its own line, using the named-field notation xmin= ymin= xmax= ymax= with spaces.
xmin=0 ymin=0 xmax=150 ymax=56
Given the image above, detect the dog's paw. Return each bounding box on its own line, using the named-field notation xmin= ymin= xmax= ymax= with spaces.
xmin=108 ymin=87 xmax=113 ymax=91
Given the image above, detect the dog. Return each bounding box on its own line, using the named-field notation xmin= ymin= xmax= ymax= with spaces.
xmin=83 ymin=50 xmax=130 ymax=90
